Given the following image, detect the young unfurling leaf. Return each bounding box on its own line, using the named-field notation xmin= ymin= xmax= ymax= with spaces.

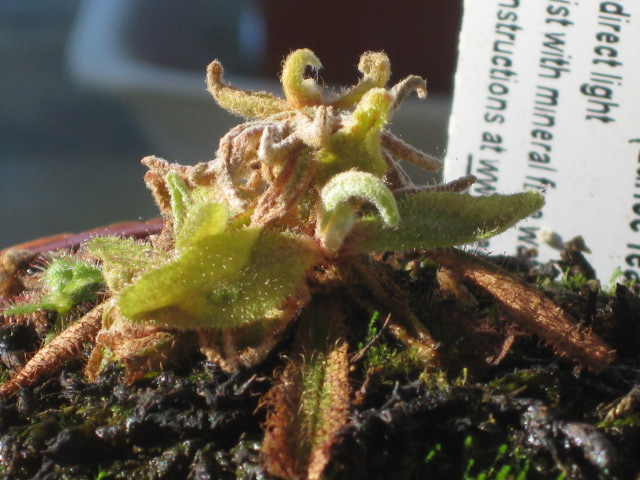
xmin=165 ymin=171 xmax=191 ymax=234
xmin=316 ymin=88 xmax=392 ymax=184
xmin=206 ymin=60 xmax=288 ymax=119
xmin=280 ymin=48 xmax=323 ymax=108
xmin=164 ymin=172 xmax=229 ymax=251
xmin=330 ymin=51 xmax=391 ymax=109
xmin=316 ymin=170 xmax=399 ymax=254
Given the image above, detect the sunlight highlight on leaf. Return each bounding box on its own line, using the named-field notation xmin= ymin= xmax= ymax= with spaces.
xmin=316 ymin=88 xmax=392 ymax=183
xmin=345 ymin=190 xmax=545 ymax=254
xmin=176 ymin=202 xmax=228 ymax=251
xmin=206 ymin=60 xmax=288 ymax=119
xmin=280 ymin=48 xmax=323 ymax=108
xmin=118 ymin=229 xmax=319 ymax=329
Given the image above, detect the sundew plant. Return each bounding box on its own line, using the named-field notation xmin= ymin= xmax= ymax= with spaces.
xmin=83 ymin=48 xmax=543 ymax=372
xmin=3 ymin=49 xmax=612 ymax=479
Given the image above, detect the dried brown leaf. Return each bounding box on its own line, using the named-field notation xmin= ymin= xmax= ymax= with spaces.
xmin=427 ymin=249 xmax=615 ymax=373
xmin=306 ymin=342 xmax=350 ymax=480
xmin=0 ymin=302 xmax=104 ymax=397
xmin=261 ymin=342 xmax=350 ymax=480
xmin=87 ymin=302 xmax=195 ymax=382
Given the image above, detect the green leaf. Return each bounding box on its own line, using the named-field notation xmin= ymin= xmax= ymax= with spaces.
xmin=165 ymin=171 xmax=191 ymax=234
xmin=2 ymin=301 xmax=55 ymax=317
xmin=119 ymin=227 xmax=259 ymax=327
xmin=344 ymin=190 xmax=545 ymax=254
xmin=207 ymin=60 xmax=288 ymax=119
xmin=176 ymin=201 xmax=228 ymax=251
xmin=330 ymin=51 xmax=391 ymax=109
xmin=280 ymin=48 xmax=323 ymax=108
xmin=118 ymin=229 xmax=320 ymax=329
xmin=320 ymin=171 xmax=399 ymax=226
xmin=235 ymin=231 xmax=319 ymax=321
xmin=165 ymin=172 xmax=229 ymax=251
xmin=87 ymin=236 xmax=167 ymax=293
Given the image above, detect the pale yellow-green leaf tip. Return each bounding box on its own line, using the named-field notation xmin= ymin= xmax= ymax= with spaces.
xmin=207 ymin=60 xmax=288 ymax=119
xmin=331 ymin=51 xmax=392 ymax=109
xmin=281 ymin=48 xmax=323 ymax=108
xmin=317 ymin=170 xmax=399 ymax=255
xmin=358 ymin=51 xmax=391 ymax=87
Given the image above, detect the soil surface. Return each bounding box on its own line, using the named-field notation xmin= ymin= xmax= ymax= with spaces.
xmin=1 ymin=251 xmax=640 ymax=480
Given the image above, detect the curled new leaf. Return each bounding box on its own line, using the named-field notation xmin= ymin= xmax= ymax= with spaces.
xmin=317 ymin=170 xmax=399 ymax=254
xmin=316 ymin=88 xmax=393 ymax=182
xmin=165 ymin=171 xmax=191 ymax=234
xmin=207 ymin=60 xmax=288 ymax=119
xmin=344 ymin=190 xmax=545 ymax=254
xmin=280 ymin=48 xmax=323 ymax=108
xmin=331 ymin=51 xmax=391 ymax=109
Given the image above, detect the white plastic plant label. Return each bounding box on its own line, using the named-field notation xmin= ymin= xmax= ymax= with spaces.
xmin=446 ymin=0 xmax=640 ymax=282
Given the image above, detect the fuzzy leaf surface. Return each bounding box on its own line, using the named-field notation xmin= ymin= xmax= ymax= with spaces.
xmin=207 ymin=61 xmax=288 ymax=119
xmin=317 ymin=170 xmax=399 ymax=254
xmin=316 ymin=89 xmax=392 ymax=183
xmin=280 ymin=48 xmax=323 ymax=108
xmin=87 ymin=237 xmax=167 ymax=293
xmin=176 ymin=201 xmax=228 ymax=251
xmin=39 ymin=258 xmax=104 ymax=313
xmin=345 ymin=190 xmax=545 ymax=254
xmin=118 ymin=229 xmax=320 ymax=329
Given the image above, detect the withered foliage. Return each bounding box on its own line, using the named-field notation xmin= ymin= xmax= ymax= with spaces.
xmin=426 ymin=249 xmax=616 ymax=373
xmin=261 ymin=343 xmax=350 ymax=480
xmin=0 ymin=303 xmax=104 ymax=397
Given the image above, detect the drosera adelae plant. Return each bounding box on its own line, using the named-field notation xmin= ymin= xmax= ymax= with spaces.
xmin=83 ymin=48 xmax=544 ymax=372
xmin=0 ymin=49 xmax=615 ymax=478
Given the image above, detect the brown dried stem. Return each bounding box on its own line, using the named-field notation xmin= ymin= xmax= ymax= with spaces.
xmin=344 ymin=257 xmax=440 ymax=365
xmin=0 ymin=302 xmax=105 ymax=397
xmin=426 ymin=248 xmax=615 ymax=373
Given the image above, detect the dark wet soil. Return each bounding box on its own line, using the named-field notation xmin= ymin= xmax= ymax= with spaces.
xmin=1 ymin=252 xmax=640 ymax=480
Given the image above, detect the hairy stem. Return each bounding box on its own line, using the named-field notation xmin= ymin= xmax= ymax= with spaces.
xmin=0 ymin=302 xmax=105 ymax=397
xmin=426 ymin=249 xmax=615 ymax=373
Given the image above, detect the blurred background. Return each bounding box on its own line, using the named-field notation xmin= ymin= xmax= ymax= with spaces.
xmin=0 ymin=0 xmax=462 ymax=247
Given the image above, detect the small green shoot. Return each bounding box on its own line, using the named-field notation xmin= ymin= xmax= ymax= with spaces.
xmin=3 ymin=257 xmax=103 ymax=316
xmin=462 ymin=436 xmax=532 ymax=480
xmin=424 ymin=442 xmax=443 ymax=464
